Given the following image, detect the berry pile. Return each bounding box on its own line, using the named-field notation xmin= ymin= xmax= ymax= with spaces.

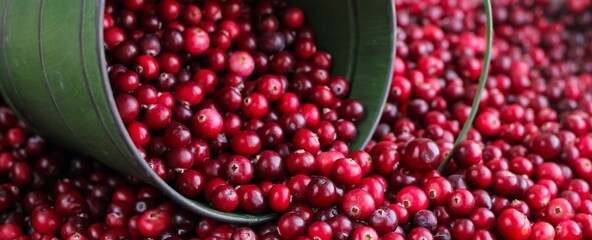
xmin=4 ymin=0 xmax=592 ymax=239
xmin=104 ymin=0 xmax=365 ymax=214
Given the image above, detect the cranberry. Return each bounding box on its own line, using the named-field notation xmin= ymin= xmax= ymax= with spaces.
xmin=447 ymin=189 xmax=476 ymax=217
xmin=55 ymin=191 xmax=86 ymax=216
xmin=242 ymin=93 xmax=269 ymax=119
xmin=191 ymin=108 xmax=223 ymax=139
xmin=0 ymin=223 xmax=23 ymax=239
xmin=341 ymin=189 xmax=375 ymax=220
xmin=223 ymin=155 xmax=253 ymax=185
xmin=31 ymin=207 xmax=62 ymax=235
xmin=183 ymin=27 xmax=210 ymax=55
xmin=278 ymin=213 xmax=306 ymax=240
xmin=175 ymin=170 xmax=204 ymax=198
xmin=227 ymin=51 xmax=255 ymax=77
xmin=525 ymin=184 xmax=551 ymax=210
xmin=395 ymin=186 xmax=429 ymax=216
xmin=557 ymin=220 xmax=583 ymax=240
xmin=412 ymin=209 xmax=437 ymax=232
xmin=545 ymin=198 xmax=575 ymax=225
xmin=285 ymin=150 xmax=315 ymax=175
xmin=401 ymin=138 xmax=441 ymax=173
xmin=230 ymin=131 xmax=261 ymax=156
xmin=236 ymin=185 xmax=267 ymax=214
xmin=174 ymin=82 xmax=204 ymax=106
xmin=350 ymin=226 xmax=378 ymax=240
xmin=268 ymin=184 xmax=291 ymax=213
xmin=424 ymin=176 xmax=453 ymax=206
xmin=451 ymin=218 xmax=475 ymax=240
xmin=292 ymin=129 xmax=320 ymax=154
xmin=331 ymin=158 xmax=362 ymax=185
xmin=210 ymin=185 xmax=239 ymax=212
xmin=452 ymin=140 xmax=482 ymax=168
xmin=407 ymin=227 xmax=434 ymax=240
xmin=532 ymin=133 xmax=562 ymax=159
xmin=133 ymin=55 xmax=159 ymax=81
xmin=306 ymin=176 xmax=336 ymax=208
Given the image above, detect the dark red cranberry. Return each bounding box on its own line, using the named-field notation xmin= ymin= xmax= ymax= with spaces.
xmin=400 ymin=138 xmax=441 ymax=173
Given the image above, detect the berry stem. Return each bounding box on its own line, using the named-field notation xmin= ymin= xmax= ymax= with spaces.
xmin=437 ymin=0 xmax=493 ymax=172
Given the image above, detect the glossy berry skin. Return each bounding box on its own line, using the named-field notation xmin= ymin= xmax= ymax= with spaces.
xmin=371 ymin=145 xmax=399 ymax=175
xmin=331 ymin=158 xmax=362 ymax=185
xmin=287 ymin=150 xmax=316 ymax=175
xmin=236 ymin=185 xmax=267 ymax=214
xmin=269 ymin=184 xmax=291 ymax=212
xmin=183 ymin=27 xmax=210 ymax=55
xmin=400 ymin=138 xmax=441 ymax=173
xmin=395 ymin=186 xmax=429 ymax=216
xmin=497 ymin=208 xmax=531 ymax=240
xmin=143 ymin=104 xmax=172 ymax=130
xmin=137 ymin=209 xmax=171 ymax=238
xmin=228 ymin=51 xmax=255 ymax=77
xmin=452 ymin=140 xmax=482 ymax=168
xmin=545 ymin=198 xmax=575 ymax=225
xmin=0 ymin=223 xmax=23 ymax=240
xmin=407 ymin=227 xmax=434 ymax=240
xmin=525 ymin=184 xmax=551 ymax=210
xmin=175 ymin=82 xmax=204 ymax=106
xmin=368 ymin=207 xmax=398 ymax=234
xmin=306 ymin=176 xmax=336 ymax=208
xmin=350 ymin=226 xmax=378 ymax=240
xmin=127 ymin=122 xmax=150 ymax=147
xmin=192 ymin=108 xmax=223 ymax=139
xmin=423 ymin=176 xmax=453 ymax=206
xmin=133 ymin=55 xmax=159 ymax=80
xmin=307 ymin=221 xmax=332 ymax=240
xmin=175 ymin=170 xmax=205 ymax=198
xmin=210 ymin=185 xmax=239 ymax=212
xmin=242 ymin=93 xmax=269 ymax=119
xmin=278 ymin=213 xmax=306 ymax=240
xmin=529 ymin=221 xmax=555 ymax=240
xmin=292 ymin=129 xmax=321 ymax=154
xmin=341 ymin=189 xmax=375 ymax=220
xmin=230 ymin=131 xmax=261 ymax=156
xmin=31 ymin=207 xmax=62 ymax=235
xmin=555 ymin=220 xmax=583 ymax=240
xmin=223 ymin=155 xmax=254 ymax=185
xmin=447 ymin=189 xmax=476 ymax=217
xmin=115 ymin=94 xmax=140 ymax=124
xmin=532 ymin=133 xmax=561 ymax=159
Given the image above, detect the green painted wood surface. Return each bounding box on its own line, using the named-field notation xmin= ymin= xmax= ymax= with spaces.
xmin=0 ymin=0 xmax=395 ymax=224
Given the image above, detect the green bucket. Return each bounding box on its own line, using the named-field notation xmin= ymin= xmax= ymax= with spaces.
xmin=0 ymin=0 xmax=396 ymax=224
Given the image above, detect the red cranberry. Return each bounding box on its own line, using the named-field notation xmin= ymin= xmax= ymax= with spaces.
xmin=306 ymin=176 xmax=336 ymax=208
xmin=401 ymin=138 xmax=441 ymax=173
xmin=210 ymin=185 xmax=239 ymax=212
xmin=556 ymin=219 xmax=583 ymax=240
xmin=191 ymin=108 xmax=223 ymax=139
xmin=350 ymin=226 xmax=378 ymax=240
xmin=236 ymin=185 xmax=267 ymax=214
xmin=395 ymin=186 xmax=429 ymax=216
xmin=230 ymin=131 xmax=261 ymax=156
xmin=242 ymin=93 xmax=269 ymax=119
xmin=331 ymin=158 xmax=362 ymax=185
xmin=223 ymin=155 xmax=254 ymax=185
xmin=175 ymin=170 xmax=205 ymax=198
xmin=341 ymin=189 xmax=375 ymax=220
xmin=183 ymin=27 xmax=210 ymax=55
xmin=545 ymin=198 xmax=575 ymax=225
xmin=452 ymin=140 xmax=482 ymax=168
xmin=31 ymin=207 xmax=62 ymax=235
xmin=278 ymin=213 xmax=306 ymax=240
